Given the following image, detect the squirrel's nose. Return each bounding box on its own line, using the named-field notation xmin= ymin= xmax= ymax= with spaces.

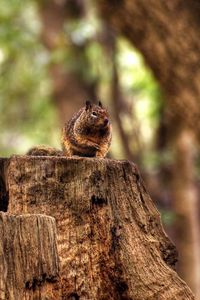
xmin=104 ymin=118 xmax=109 ymax=125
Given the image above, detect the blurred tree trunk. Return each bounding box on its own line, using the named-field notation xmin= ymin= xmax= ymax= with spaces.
xmin=111 ymin=59 xmax=135 ymax=161
xmin=101 ymin=26 xmax=135 ymax=161
xmin=100 ymin=24 xmax=142 ymax=162
xmin=97 ymin=0 xmax=200 ymax=137
xmin=172 ymin=130 xmax=200 ymax=295
xmin=97 ymin=0 xmax=200 ymax=297
xmin=38 ymin=0 xmax=97 ymax=124
xmin=2 ymin=156 xmax=194 ymax=299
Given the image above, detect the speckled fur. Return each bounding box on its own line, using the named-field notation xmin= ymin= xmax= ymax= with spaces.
xmin=62 ymin=102 xmax=112 ymax=157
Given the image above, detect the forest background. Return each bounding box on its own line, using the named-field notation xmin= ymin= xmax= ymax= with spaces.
xmin=0 ymin=0 xmax=200 ymax=299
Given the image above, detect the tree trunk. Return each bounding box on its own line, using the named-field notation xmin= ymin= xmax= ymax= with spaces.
xmin=97 ymin=0 xmax=200 ymax=138
xmin=0 ymin=155 xmax=194 ymax=299
xmin=172 ymin=130 xmax=200 ymax=296
xmin=38 ymin=0 xmax=97 ymax=125
xmin=96 ymin=1 xmax=200 ymax=296
xmin=0 ymin=158 xmax=9 ymax=212
xmin=0 ymin=212 xmax=60 ymax=299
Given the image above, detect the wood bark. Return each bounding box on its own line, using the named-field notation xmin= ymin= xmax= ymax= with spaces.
xmin=0 ymin=158 xmax=9 ymax=212
xmin=96 ymin=1 xmax=200 ymax=296
xmin=0 ymin=155 xmax=194 ymax=299
xmin=0 ymin=212 xmax=60 ymax=300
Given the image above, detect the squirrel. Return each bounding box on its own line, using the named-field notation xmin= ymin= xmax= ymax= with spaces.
xmin=27 ymin=145 xmax=63 ymax=156
xmin=27 ymin=101 xmax=112 ymax=158
xmin=62 ymin=101 xmax=112 ymax=157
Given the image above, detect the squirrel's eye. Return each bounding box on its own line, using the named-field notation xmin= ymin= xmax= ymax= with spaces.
xmin=91 ymin=111 xmax=97 ymax=117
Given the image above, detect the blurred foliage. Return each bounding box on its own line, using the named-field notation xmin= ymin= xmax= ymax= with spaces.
xmin=116 ymin=39 xmax=163 ymax=163
xmin=161 ymin=209 xmax=176 ymax=227
xmin=0 ymin=0 xmax=59 ymax=155
xmin=0 ymin=0 xmax=162 ymax=166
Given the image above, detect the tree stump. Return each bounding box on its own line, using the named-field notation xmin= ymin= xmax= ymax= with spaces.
xmin=0 ymin=212 xmax=60 ymax=300
xmin=1 ymin=155 xmax=195 ymax=299
xmin=0 ymin=158 xmax=9 ymax=212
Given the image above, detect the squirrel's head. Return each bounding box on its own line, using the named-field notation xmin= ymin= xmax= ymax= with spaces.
xmin=81 ymin=100 xmax=110 ymax=129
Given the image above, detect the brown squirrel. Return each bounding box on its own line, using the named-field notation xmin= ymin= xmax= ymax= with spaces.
xmin=62 ymin=101 xmax=112 ymax=157
xmin=27 ymin=145 xmax=63 ymax=156
xmin=28 ymin=101 xmax=112 ymax=158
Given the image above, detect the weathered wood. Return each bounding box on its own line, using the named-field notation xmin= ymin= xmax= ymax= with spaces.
xmin=95 ymin=3 xmax=200 ymax=295
xmin=0 ymin=212 xmax=60 ymax=300
xmin=0 ymin=158 xmax=9 ymax=212
xmin=5 ymin=155 xmax=194 ymax=299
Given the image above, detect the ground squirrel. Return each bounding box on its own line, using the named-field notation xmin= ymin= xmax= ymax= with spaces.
xmin=62 ymin=101 xmax=112 ymax=157
xmin=27 ymin=101 xmax=112 ymax=158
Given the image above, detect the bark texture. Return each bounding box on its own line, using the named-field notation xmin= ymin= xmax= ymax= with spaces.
xmin=0 ymin=212 xmax=60 ymax=300
xmin=2 ymin=155 xmax=194 ymax=300
xmin=0 ymin=158 xmax=9 ymax=212
xmin=96 ymin=1 xmax=200 ymax=296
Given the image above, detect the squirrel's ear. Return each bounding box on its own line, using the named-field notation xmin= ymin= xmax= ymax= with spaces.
xmin=98 ymin=101 xmax=103 ymax=108
xmin=85 ymin=100 xmax=92 ymax=110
